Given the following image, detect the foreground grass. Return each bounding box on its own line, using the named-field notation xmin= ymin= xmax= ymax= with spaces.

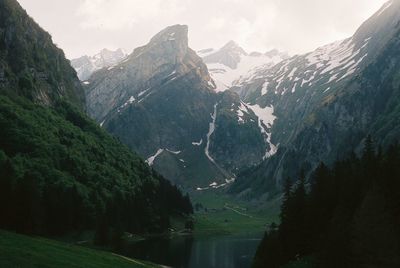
xmin=283 ymin=256 xmax=315 ymax=268
xmin=192 ymin=191 xmax=281 ymax=236
xmin=0 ymin=230 xmax=158 ymax=268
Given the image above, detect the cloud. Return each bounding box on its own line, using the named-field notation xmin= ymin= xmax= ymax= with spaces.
xmin=77 ymin=0 xmax=184 ymax=30
xmin=17 ymin=0 xmax=388 ymax=58
xmin=259 ymin=0 xmax=388 ymax=53
xmin=76 ymin=0 xmax=386 ymax=54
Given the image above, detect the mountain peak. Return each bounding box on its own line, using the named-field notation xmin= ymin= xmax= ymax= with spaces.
xmin=149 ymin=24 xmax=189 ymax=47
xmin=100 ymin=48 xmax=112 ymax=54
xmin=96 ymin=48 xmax=126 ymax=59
xmin=86 ymin=25 xmax=212 ymax=122
xmin=202 ymin=41 xmax=248 ymax=69
xmin=223 ymin=40 xmax=239 ymax=48
xmin=352 ymin=0 xmax=400 ymax=47
xmin=221 ymin=40 xmax=247 ymax=55
xmin=126 ymin=24 xmax=191 ymax=64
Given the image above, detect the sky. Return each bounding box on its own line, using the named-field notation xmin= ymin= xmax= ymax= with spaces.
xmin=17 ymin=0 xmax=388 ymax=59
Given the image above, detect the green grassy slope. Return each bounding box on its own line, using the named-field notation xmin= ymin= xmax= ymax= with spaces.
xmin=283 ymin=257 xmax=315 ymax=268
xmin=192 ymin=191 xmax=280 ymax=236
xmin=0 ymin=230 xmax=158 ymax=268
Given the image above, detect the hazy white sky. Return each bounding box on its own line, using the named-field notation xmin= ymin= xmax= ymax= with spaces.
xmin=17 ymin=0 xmax=388 ymax=59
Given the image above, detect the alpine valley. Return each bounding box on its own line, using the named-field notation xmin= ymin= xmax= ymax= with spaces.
xmin=0 ymin=1 xmax=192 ymax=267
xmin=2 ymin=0 xmax=400 ymax=267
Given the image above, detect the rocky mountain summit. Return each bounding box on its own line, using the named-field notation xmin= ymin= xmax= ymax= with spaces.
xmin=85 ymin=25 xmax=214 ymax=123
xmin=84 ymin=25 xmax=276 ymax=190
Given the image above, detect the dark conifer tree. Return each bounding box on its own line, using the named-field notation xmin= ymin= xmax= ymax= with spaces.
xmin=254 ymin=139 xmax=400 ymax=268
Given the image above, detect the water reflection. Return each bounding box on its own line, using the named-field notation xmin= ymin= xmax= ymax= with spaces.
xmin=122 ymin=233 xmax=262 ymax=268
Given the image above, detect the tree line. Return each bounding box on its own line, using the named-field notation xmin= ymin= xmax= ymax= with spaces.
xmin=254 ymin=137 xmax=400 ymax=267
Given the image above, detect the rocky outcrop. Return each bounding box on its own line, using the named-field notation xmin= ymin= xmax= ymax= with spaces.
xmin=0 ymin=0 xmax=85 ymax=110
xmin=212 ymin=91 xmax=267 ymax=171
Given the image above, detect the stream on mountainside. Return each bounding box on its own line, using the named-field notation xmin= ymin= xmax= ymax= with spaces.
xmin=121 ymin=233 xmax=263 ymax=268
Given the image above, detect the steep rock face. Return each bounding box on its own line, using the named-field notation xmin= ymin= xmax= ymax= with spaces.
xmin=0 ymin=0 xmax=85 ymax=109
xmin=212 ymin=91 xmax=268 ymax=171
xmin=230 ymin=0 xmax=400 ymax=197
xmin=105 ymin=72 xmax=225 ymax=187
xmin=71 ymin=48 xmax=127 ymax=81
xmin=86 ymin=25 xmax=270 ymax=189
xmin=86 ymin=25 xmax=214 ymax=122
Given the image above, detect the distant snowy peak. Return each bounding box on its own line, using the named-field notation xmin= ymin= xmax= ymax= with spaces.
xmin=95 ymin=48 xmax=127 ymax=65
xmin=199 ymin=41 xmax=288 ymax=92
xmin=202 ymin=40 xmax=247 ymax=70
xmin=235 ymin=36 xmax=372 ymax=100
xmin=220 ymin=40 xmax=248 ymax=58
xmin=71 ymin=48 xmax=127 ymax=81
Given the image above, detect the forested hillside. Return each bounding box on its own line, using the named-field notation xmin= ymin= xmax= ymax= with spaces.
xmin=0 ymin=0 xmax=192 ymax=246
xmin=253 ymin=138 xmax=400 ymax=268
xmin=0 ymin=93 xmax=192 ymax=240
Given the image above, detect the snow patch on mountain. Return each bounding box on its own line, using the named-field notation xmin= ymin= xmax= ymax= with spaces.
xmin=248 ymin=104 xmax=276 ymax=127
xmin=247 ymin=104 xmax=278 ymax=159
xmin=117 ymin=96 xmax=136 ymax=113
xmin=236 ymin=36 xmax=370 ymax=98
xmin=146 ymin=148 xmax=181 ymax=166
xmin=200 ymin=42 xmax=287 ymax=92
xmin=207 ymin=55 xmax=284 ymax=92
xmin=237 ymin=102 xmax=249 ymax=124
xmin=166 ymin=149 xmax=181 ymax=155
xmin=205 ymin=104 xmax=218 ymax=163
xmin=261 ymin=81 xmax=269 ymax=95
xmin=196 ymin=177 xmax=236 ymax=191
xmin=146 ymin=149 xmax=164 ymax=166
xmin=192 ymin=139 xmax=203 ymax=146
